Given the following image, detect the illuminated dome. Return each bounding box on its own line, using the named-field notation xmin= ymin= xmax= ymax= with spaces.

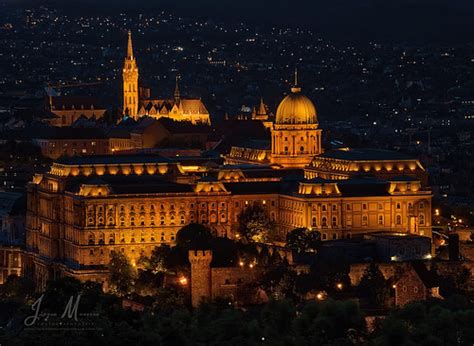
xmin=275 ymin=86 xmax=317 ymax=125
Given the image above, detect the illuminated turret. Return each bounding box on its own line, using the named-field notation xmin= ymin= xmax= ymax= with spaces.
xmin=188 ymin=250 xmax=212 ymax=307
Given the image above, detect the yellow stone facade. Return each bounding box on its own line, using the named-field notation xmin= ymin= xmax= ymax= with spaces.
xmin=23 ymin=154 xmax=432 ymax=290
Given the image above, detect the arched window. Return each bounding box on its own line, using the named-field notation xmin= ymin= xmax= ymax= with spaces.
xmin=396 ymin=202 xmax=401 ymax=210
xmin=98 ymin=233 xmax=105 ymax=245
xmin=88 ymin=233 xmax=95 ymax=245
xmin=322 ymin=217 xmax=327 ymax=227
xmin=312 ymin=217 xmax=317 ymax=227
xmin=300 ymin=146 xmax=304 ymax=153
xmin=332 ymin=216 xmax=337 ymax=227
xmin=109 ymin=233 xmax=115 ymax=244
xmin=396 ymin=214 xmax=402 ymax=225
xmin=322 ymin=204 xmax=327 ymax=212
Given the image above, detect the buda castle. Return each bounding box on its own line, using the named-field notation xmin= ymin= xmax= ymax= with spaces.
xmin=122 ymin=31 xmax=210 ymax=125
xmin=23 ymin=67 xmax=432 ymax=289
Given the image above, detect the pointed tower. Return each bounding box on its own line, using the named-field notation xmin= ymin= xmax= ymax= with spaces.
xmin=271 ymin=69 xmax=323 ymax=168
xmin=122 ymin=30 xmax=139 ymax=119
xmin=174 ymin=74 xmax=181 ymax=105
xmin=252 ymin=97 xmax=269 ymax=121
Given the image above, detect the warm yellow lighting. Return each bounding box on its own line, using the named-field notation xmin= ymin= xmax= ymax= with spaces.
xmin=435 ymin=209 xmax=440 ymax=216
xmin=239 ymin=261 xmax=244 ymax=267
xmin=392 ymin=284 xmax=397 ymax=289
xmin=316 ymin=292 xmax=324 ymax=300
xmin=179 ymin=276 xmax=188 ymax=285
xmin=249 ymin=263 xmax=254 ymax=269
xmin=336 ymin=283 xmax=343 ymax=290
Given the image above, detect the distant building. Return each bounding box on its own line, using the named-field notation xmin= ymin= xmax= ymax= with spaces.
xmin=0 ymin=192 xmax=26 ymax=284
xmin=393 ymin=262 xmax=440 ymax=307
xmin=349 ymin=261 xmax=441 ymax=307
xmin=33 ymin=117 xmax=211 ymax=159
xmin=317 ymin=232 xmax=432 ymax=264
xmin=46 ymin=96 xmax=107 ymax=127
xmin=122 ymin=31 xmax=210 ymax=125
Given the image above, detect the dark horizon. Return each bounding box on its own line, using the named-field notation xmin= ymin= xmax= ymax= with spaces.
xmin=4 ymin=0 xmax=474 ymax=44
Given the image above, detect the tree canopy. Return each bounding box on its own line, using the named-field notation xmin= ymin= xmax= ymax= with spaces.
xmin=238 ymin=204 xmax=275 ymax=243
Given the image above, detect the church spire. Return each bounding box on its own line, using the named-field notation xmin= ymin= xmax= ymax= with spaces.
xmin=258 ymin=97 xmax=266 ymax=115
xmin=127 ymin=30 xmax=134 ymax=59
xmin=174 ymin=74 xmax=181 ymax=104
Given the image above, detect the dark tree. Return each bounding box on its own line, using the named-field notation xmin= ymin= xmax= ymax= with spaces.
xmin=357 ymin=262 xmax=392 ymax=308
xmin=238 ymin=204 xmax=274 ymax=243
xmin=176 ymin=223 xmax=213 ymax=249
xmin=286 ymin=227 xmax=321 ymax=254
xmin=108 ymin=250 xmax=137 ymax=296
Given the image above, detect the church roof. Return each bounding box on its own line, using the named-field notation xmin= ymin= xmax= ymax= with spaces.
xmin=50 ymin=96 xmax=104 ymax=111
xmin=140 ymin=98 xmax=208 ymax=115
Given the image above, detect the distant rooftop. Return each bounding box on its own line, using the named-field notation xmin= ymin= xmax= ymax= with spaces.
xmin=321 ymin=148 xmax=416 ymax=161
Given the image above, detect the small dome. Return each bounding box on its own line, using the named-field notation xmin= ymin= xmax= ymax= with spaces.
xmin=275 ymin=86 xmax=317 ymax=125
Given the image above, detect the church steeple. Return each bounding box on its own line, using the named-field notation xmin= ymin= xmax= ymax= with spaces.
xmin=127 ymin=30 xmax=134 ymax=59
xmin=122 ymin=30 xmax=139 ymax=119
xmin=258 ymin=97 xmax=266 ymax=115
xmin=174 ymin=74 xmax=181 ymax=104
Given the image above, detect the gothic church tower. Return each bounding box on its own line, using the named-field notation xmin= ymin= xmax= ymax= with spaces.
xmin=122 ymin=30 xmax=139 ymax=118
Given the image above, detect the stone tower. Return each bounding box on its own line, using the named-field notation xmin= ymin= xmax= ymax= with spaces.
xmin=122 ymin=30 xmax=139 ymax=118
xmin=188 ymin=250 xmax=212 ymax=308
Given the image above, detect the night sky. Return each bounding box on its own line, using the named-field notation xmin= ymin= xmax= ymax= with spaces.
xmin=7 ymin=0 xmax=474 ymax=43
